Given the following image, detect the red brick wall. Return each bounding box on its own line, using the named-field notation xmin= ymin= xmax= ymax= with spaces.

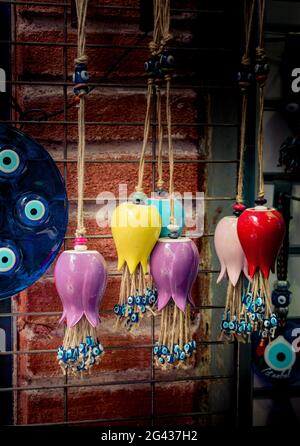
xmin=12 ymin=0 xmax=211 ymax=425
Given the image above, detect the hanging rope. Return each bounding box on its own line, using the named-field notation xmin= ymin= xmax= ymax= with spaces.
xmin=235 ymin=0 xmax=255 ymax=205
xmin=166 ymin=76 xmax=175 ymax=224
xmin=75 ymin=0 xmax=89 ymax=237
xmin=255 ymin=0 xmax=268 ymax=202
xmin=156 ymin=84 xmax=164 ymax=189
xmin=135 ymin=79 xmax=154 ymax=193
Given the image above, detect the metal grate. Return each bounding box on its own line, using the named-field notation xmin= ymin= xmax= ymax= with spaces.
xmin=0 ymin=0 xmax=253 ymax=427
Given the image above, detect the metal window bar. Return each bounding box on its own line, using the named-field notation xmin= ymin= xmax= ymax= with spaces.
xmin=0 ymin=0 xmax=251 ymax=427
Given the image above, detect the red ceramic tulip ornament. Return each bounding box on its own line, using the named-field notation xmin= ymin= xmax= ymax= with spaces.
xmin=237 ymin=206 xmax=285 ymax=335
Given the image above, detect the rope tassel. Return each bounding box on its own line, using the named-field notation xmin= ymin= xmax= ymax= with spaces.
xmin=154 ymin=304 xmax=196 ymax=368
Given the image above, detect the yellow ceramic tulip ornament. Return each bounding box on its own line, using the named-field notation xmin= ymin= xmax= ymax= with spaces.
xmin=111 ymin=76 xmax=161 ymax=331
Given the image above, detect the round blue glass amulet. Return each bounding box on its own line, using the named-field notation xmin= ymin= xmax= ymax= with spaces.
xmin=0 ymin=124 xmax=68 ymax=299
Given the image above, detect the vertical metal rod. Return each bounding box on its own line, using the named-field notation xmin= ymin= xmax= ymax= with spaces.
xmin=62 ymin=3 xmax=69 ymax=423
xmin=150 ymin=86 xmax=157 ymax=426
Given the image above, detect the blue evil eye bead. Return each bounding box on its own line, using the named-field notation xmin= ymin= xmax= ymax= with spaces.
xmin=256 ymin=297 xmax=263 ymax=306
xmin=86 ymin=336 xmax=94 ymax=346
xmin=114 ymin=304 xmax=122 ymax=315
xmin=191 ymin=340 xmax=196 ymax=350
xmin=16 ymin=194 xmax=49 ymax=227
xmin=92 ymin=346 xmax=101 ymax=356
xmin=0 ymin=146 xmax=25 ymax=178
xmin=263 ymin=319 xmax=271 ymax=329
xmin=149 ymin=294 xmax=156 ymax=305
xmin=121 ymin=305 xmax=126 ymax=315
xmin=144 ymin=57 xmax=160 ymax=77
xmin=66 ymin=348 xmax=73 ymax=360
xmin=184 ymin=343 xmax=191 ymax=354
xmin=0 ymin=243 xmax=20 ymax=275
xmin=140 ymin=305 xmax=146 ymax=314
xmin=251 ymin=313 xmax=258 ymax=322
xmin=142 ymin=296 xmax=147 ymax=305
xmin=131 ymin=312 xmax=139 ymax=323
xmin=179 ymin=351 xmax=186 ymax=361
xmin=161 ymin=345 xmax=169 ymax=355
xmin=159 ymin=50 xmax=175 ymax=72
xmin=79 ymin=343 xmax=86 ymax=354
xmin=153 ymin=344 xmax=160 ymax=356
xmin=135 ymin=295 xmax=141 ymax=305
xmin=270 ymin=315 xmax=278 ymax=327
xmin=228 ymin=321 xmax=236 ymax=331
xmin=158 ymin=357 xmax=165 ymax=365
xmin=127 ymin=295 xmax=135 ymax=306
xmin=221 ymin=320 xmax=229 ymax=330
xmin=127 ymin=307 xmax=134 ymax=316
xmin=173 ymin=344 xmax=181 ymax=354
xmin=73 ymin=63 xmax=90 ymax=96
xmin=57 ymin=348 xmax=64 ymax=360
xmin=167 ymin=354 xmax=175 ymax=364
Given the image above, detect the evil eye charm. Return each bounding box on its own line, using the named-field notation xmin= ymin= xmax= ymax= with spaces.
xmin=149 ymin=294 xmax=156 ymax=305
xmin=140 ymin=305 xmax=146 ymax=313
xmin=57 ymin=348 xmax=64 ymax=360
xmin=236 ymin=65 xmax=253 ymax=90
xmin=272 ymin=288 xmax=291 ymax=308
xmin=263 ymin=319 xmax=271 ymax=329
xmin=153 ymin=344 xmax=160 ymax=356
xmin=79 ymin=343 xmax=86 ymax=354
xmin=0 ymin=241 xmax=20 ymax=275
xmin=92 ymin=346 xmax=101 ymax=357
xmin=0 ymin=145 xmax=25 ymax=178
xmin=173 ymin=344 xmax=180 ymax=354
xmin=144 ymin=57 xmax=160 ymax=78
xmin=130 ymin=312 xmax=139 ymax=323
xmin=161 ymin=345 xmax=169 ymax=355
xmin=167 ymin=354 xmax=175 ymax=364
xmin=184 ymin=343 xmax=191 ymax=354
xmin=228 ymin=321 xmax=236 ymax=331
xmin=142 ymin=296 xmax=147 ymax=305
xmin=127 ymin=295 xmax=135 ymax=306
xmin=179 ymin=351 xmax=186 ymax=361
xmin=158 ymin=357 xmax=165 ymax=364
xmin=89 ymin=354 xmax=96 ymax=365
xmin=73 ymin=63 xmax=90 ymax=96
xmin=135 ymin=295 xmax=141 ymax=305
xmin=264 ymin=336 xmax=296 ymax=372
xmin=270 ymin=314 xmax=278 ymax=327
xmin=159 ymin=50 xmax=175 ymax=73
xmin=16 ymin=194 xmax=49 ymax=227
xmin=114 ymin=304 xmax=122 ymax=315
xmin=221 ymin=320 xmax=229 ymax=330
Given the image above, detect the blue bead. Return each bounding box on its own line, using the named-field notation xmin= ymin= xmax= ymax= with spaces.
xmin=92 ymin=346 xmax=101 ymax=356
xmin=57 ymin=350 xmax=64 ymax=360
xmin=167 ymin=354 xmax=175 ymax=364
xmin=127 ymin=295 xmax=135 ymax=306
xmin=135 ymin=295 xmax=141 ymax=305
xmin=184 ymin=343 xmax=191 ymax=353
xmin=142 ymin=296 xmax=147 ymax=305
xmin=114 ymin=304 xmax=121 ymax=315
xmin=153 ymin=345 xmax=160 ymax=356
xmin=179 ymin=351 xmax=186 ymax=361
xmin=131 ymin=312 xmax=139 ymax=323
xmin=89 ymin=355 xmax=96 ymax=365
xmin=86 ymin=336 xmax=93 ymax=346
xmin=161 ymin=345 xmax=169 ymax=355
xmin=264 ymin=319 xmax=270 ymax=328
xmin=173 ymin=344 xmax=180 ymax=353
xmin=79 ymin=343 xmax=86 ymax=353
xmin=149 ymin=295 xmax=156 ymax=304
xmin=140 ymin=305 xmax=146 ymax=313
xmin=158 ymin=357 xmax=165 ymax=364
xmin=192 ymin=340 xmax=197 ymax=350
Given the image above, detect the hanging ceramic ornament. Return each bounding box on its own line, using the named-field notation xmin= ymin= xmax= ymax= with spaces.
xmin=55 ymin=237 xmax=107 ymax=374
xmin=214 ymin=208 xmax=251 ymax=341
xmin=111 ymin=197 xmax=161 ymax=331
xmin=150 ymin=237 xmax=199 ymax=368
xmin=237 ymin=206 xmax=285 ymax=337
xmin=0 ymin=124 xmax=68 ymax=299
xmin=55 ymin=0 xmax=108 ymax=373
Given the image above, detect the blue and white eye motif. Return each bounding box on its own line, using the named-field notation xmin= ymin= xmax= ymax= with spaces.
xmin=16 ymin=194 xmax=49 ymax=227
xmin=80 ymin=70 xmax=89 ymax=81
xmin=0 ymin=243 xmax=19 ymax=274
xmin=0 ymin=146 xmax=23 ymax=176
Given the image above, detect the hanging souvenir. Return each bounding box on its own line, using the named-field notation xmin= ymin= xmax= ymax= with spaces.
xmin=237 ymin=0 xmax=285 ymax=339
xmin=111 ymin=29 xmax=161 ymax=331
xmin=0 ymin=124 xmax=68 ymax=299
xmin=214 ymin=0 xmax=254 ymax=341
xmin=151 ymin=238 xmax=199 ymax=367
xmin=55 ymin=0 xmax=107 ymax=374
xmin=145 ymin=0 xmax=200 ymax=369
